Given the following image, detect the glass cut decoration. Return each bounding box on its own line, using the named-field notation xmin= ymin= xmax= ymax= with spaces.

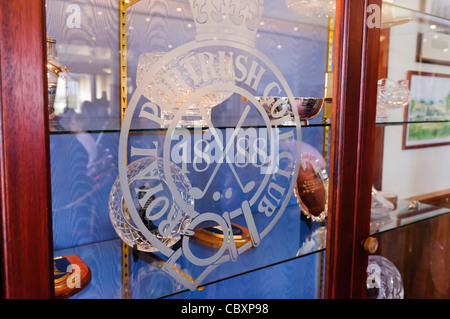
xmin=295 ymin=153 xmax=328 ymax=222
xmin=371 ymin=186 xmax=395 ymax=220
xmin=376 ymin=78 xmax=410 ymax=121
xmin=370 ymin=187 xmax=396 ymax=233
xmin=367 ymin=255 xmax=404 ymax=299
xmin=46 ymin=36 xmax=68 ymax=131
xmin=286 ymin=0 xmax=336 ymax=19
xmin=136 ymin=51 xmax=234 ymax=127
xmin=296 ymin=226 xmax=326 ymax=256
xmin=109 ymin=157 xmax=193 ymax=252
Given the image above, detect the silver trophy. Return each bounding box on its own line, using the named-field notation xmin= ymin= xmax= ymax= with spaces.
xmin=47 ymin=37 xmax=68 ymax=131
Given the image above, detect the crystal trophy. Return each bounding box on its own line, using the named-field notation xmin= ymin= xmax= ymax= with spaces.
xmin=376 ymin=78 xmax=410 ymax=121
xmin=109 ymin=156 xmax=193 ymax=252
xmin=136 ymin=51 xmax=234 ymax=127
xmin=286 ymin=0 xmax=336 ymax=18
xmin=367 ymin=255 xmax=404 ymax=299
xmin=370 ymin=187 xmax=396 ymax=233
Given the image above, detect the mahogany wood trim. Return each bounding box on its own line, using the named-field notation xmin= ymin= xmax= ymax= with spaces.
xmin=0 ymin=0 xmax=54 ymax=298
xmin=406 ymin=189 xmax=450 ymax=202
xmin=325 ymin=0 xmax=381 ymax=298
xmin=372 ymin=126 xmax=385 ymax=190
xmin=407 ymin=189 xmax=450 ymax=209
xmin=372 ymin=28 xmax=391 ymax=191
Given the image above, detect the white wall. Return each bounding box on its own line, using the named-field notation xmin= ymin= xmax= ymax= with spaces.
xmin=381 ymin=4 xmax=450 ymax=198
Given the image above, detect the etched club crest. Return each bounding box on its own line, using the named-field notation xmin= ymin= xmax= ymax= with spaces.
xmin=112 ymin=0 xmax=302 ymax=291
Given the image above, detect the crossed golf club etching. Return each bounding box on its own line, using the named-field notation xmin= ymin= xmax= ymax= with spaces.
xmin=188 ymin=104 xmax=255 ymax=200
xmin=178 ymin=95 xmax=275 ymax=250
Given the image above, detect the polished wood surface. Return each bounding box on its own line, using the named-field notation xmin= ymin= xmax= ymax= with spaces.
xmin=325 ymin=0 xmax=381 ymax=298
xmin=375 ymin=213 xmax=450 ymax=298
xmin=373 ymin=28 xmax=391 ymax=190
xmin=408 ymin=189 xmax=450 ymax=209
xmin=0 ymin=0 xmax=54 ymax=298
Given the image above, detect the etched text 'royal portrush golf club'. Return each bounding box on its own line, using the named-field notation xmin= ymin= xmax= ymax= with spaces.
xmin=113 ymin=0 xmax=302 ymax=291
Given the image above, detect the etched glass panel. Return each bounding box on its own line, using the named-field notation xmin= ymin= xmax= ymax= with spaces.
xmin=47 ymin=0 xmax=332 ymax=298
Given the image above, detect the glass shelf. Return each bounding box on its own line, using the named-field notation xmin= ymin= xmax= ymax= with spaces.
xmin=371 ymin=199 xmax=450 ymax=235
xmin=49 ymin=119 xmax=450 ymax=135
xmin=54 ymin=237 xmax=324 ymax=299
xmin=383 ymin=0 xmax=450 ymax=22
xmin=49 ymin=122 xmax=332 ymax=135
xmin=376 ymin=119 xmax=450 ymax=126
xmin=54 ymin=198 xmax=326 ymax=299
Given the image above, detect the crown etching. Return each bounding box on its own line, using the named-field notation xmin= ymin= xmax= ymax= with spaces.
xmin=189 ymin=0 xmax=264 ymax=47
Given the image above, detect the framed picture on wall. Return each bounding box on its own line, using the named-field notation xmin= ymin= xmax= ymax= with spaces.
xmin=402 ymin=71 xmax=450 ymax=149
xmin=416 ymin=32 xmax=450 ymax=66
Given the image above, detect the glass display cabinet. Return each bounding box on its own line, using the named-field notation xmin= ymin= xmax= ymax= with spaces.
xmin=0 ymin=0 xmax=448 ymax=300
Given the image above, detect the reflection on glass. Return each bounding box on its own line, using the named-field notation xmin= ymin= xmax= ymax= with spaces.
xmin=259 ymin=97 xmax=328 ymax=125
xmin=46 ymin=0 xmax=332 ymax=298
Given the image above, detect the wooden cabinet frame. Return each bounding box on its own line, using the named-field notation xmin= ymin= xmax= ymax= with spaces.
xmin=0 ymin=0 xmax=54 ymax=298
xmin=0 ymin=0 xmax=380 ymax=298
xmin=325 ymin=0 xmax=381 ymax=298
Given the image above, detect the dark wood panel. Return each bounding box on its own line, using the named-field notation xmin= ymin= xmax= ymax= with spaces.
xmin=372 ymin=28 xmax=390 ymax=190
xmin=325 ymin=0 xmax=381 ymax=298
xmin=375 ymin=213 xmax=450 ymax=299
xmin=0 ymin=0 xmax=54 ymax=298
